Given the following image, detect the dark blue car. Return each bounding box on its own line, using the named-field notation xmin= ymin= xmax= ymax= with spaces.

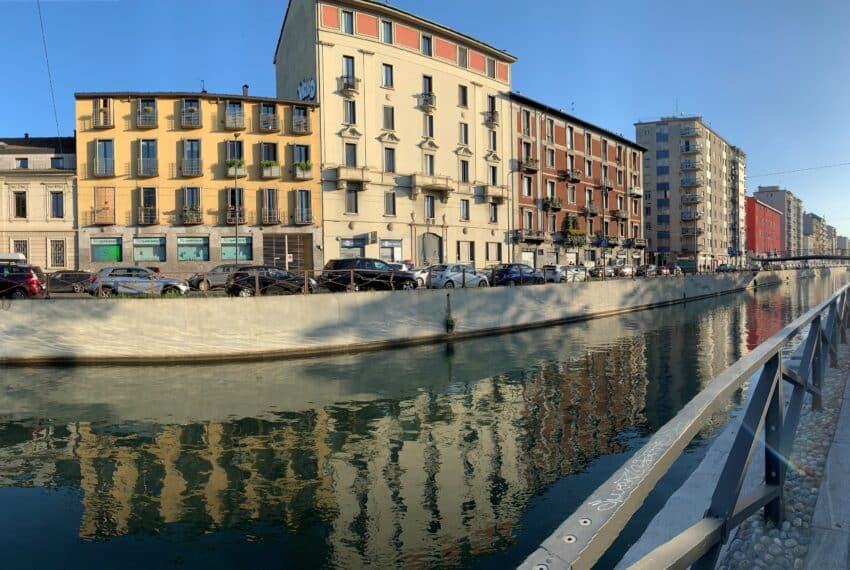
xmin=490 ymin=263 xmax=544 ymax=286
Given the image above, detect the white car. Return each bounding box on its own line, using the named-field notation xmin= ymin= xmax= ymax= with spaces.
xmin=563 ymin=265 xmax=588 ymax=282
xmin=429 ymin=264 xmax=489 ymax=288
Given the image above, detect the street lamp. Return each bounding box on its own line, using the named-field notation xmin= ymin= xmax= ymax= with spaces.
xmin=233 ymin=132 xmax=240 ymax=266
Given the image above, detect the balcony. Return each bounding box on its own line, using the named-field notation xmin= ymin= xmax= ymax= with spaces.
xmin=181 ymin=208 xmax=203 ymax=225
xmin=225 ymin=208 xmax=246 ymax=225
xmin=680 ymin=161 xmax=703 ymax=171
xmin=592 ymin=234 xmax=617 ymax=247
xmin=92 ymin=109 xmax=113 ymax=129
xmin=138 ymin=206 xmax=159 ymax=225
xmin=292 ymin=163 xmax=313 ymax=181
xmin=680 ymin=126 xmax=703 ymax=137
xmin=680 ymin=177 xmax=704 ymax=188
xmin=611 ymin=208 xmax=628 ymax=220
xmin=259 ymin=114 xmax=279 ymax=132
xmin=90 ymin=207 xmax=115 ymax=225
xmin=633 ymin=237 xmax=647 ymax=249
xmin=484 ymin=110 xmax=499 ymax=127
xmin=294 ymin=207 xmax=313 ymax=225
xmin=516 ymin=229 xmax=546 ymax=243
xmin=482 ymin=184 xmax=506 ymax=203
xmin=226 ymin=161 xmax=247 ymax=178
xmin=411 ymin=173 xmax=454 ymax=198
xmin=291 ymin=116 xmax=311 ymax=135
xmin=338 ymin=75 xmax=361 ymax=97
xmin=261 ymin=208 xmax=281 ymax=225
xmin=629 ymin=186 xmax=643 ymax=197
xmin=261 ymin=163 xmax=281 ymax=179
xmin=335 ymin=166 xmax=370 ymax=190
xmin=181 ymin=109 xmax=201 ymax=128
xmin=418 ymin=92 xmax=437 ymax=113
xmin=562 ymin=230 xmax=587 ymax=247
xmin=682 ymin=193 xmax=702 ymax=205
xmin=543 ymin=197 xmax=562 ymax=212
xmin=93 ymin=158 xmax=114 ymax=177
xmin=137 ymin=109 xmax=157 ymax=129
xmin=682 ymin=227 xmax=705 ymax=236
xmin=598 ymin=177 xmax=614 ymax=190
xmin=181 ymin=159 xmax=202 ymax=177
xmin=519 ymin=158 xmax=539 ymax=173
xmin=607 ymin=235 xmax=621 ymax=246
xmin=582 ymin=203 xmax=599 ymax=217
xmin=681 ymin=210 xmax=702 ymax=221
xmin=224 ymin=111 xmax=245 ymax=130
xmin=680 ymin=144 xmax=703 ymax=154
xmin=137 ymin=158 xmax=158 ymax=177
xmin=560 ymin=168 xmax=582 ymax=183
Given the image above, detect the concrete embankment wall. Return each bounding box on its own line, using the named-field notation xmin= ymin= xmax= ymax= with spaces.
xmin=0 ymin=269 xmax=817 ymax=365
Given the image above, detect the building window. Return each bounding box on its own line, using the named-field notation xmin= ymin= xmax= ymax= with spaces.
xmin=177 ymin=236 xmax=209 ymax=261
xmin=345 ymin=185 xmax=358 ymax=213
xmin=343 ymin=99 xmax=356 ymax=125
xmin=344 ymin=143 xmax=357 ymax=167
xmin=458 ymin=85 xmax=468 ymax=107
xmin=602 ymin=165 xmax=608 ymax=180
xmin=486 ymin=242 xmax=502 ymax=261
xmin=382 ymin=63 xmax=394 ymax=87
xmin=521 ymin=110 xmax=531 ymax=136
xmin=90 ymin=237 xmax=122 ymax=262
xmin=261 ymin=142 xmax=278 ymax=163
xmin=49 ymin=239 xmax=66 ymax=267
xmin=50 ymin=191 xmax=64 ymax=218
xmin=384 ymin=147 xmax=396 ymax=173
xmin=546 ymin=180 xmax=555 ymax=199
xmin=424 ymin=195 xmax=435 ymax=220
xmin=380 ymin=239 xmax=402 ymax=262
xmin=382 ymin=105 xmax=395 ymax=130
xmin=587 ymin=219 xmax=594 ymax=235
xmin=489 ymin=165 xmax=498 ymax=185
xmin=50 ymin=157 xmax=64 ymax=169
xmin=133 ymin=237 xmax=166 ymax=262
xmin=486 ymin=57 xmax=496 ymax=78
xmin=522 ymin=176 xmax=532 ymax=197
xmin=294 ymin=144 xmax=310 ymax=164
xmin=524 ymin=210 xmax=533 ymax=230
xmin=632 ymin=198 xmax=639 ymax=215
xmin=549 ymin=215 xmax=556 ymax=233
xmin=585 ymin=159 xmax=592 ymax=177
xmin=489 ymin=202 xmax=498 ymax=223
xmin=95 ymin=139 xmax=114 ymax=176
xmin=488 ymin=130 xmax=497 ymax=151
xmin=585 ymin=133 xmax=592 ymax=154
xmin=522 ymin=141 xmax=532 ymax=161
xmin=460 ymin=159 xmax=469 ymax=183
xmin=221 ymin=236 xmax=252 ymax=261
xmin=226 ymin=139 xmax=243 ymax=161
xmin=585 ymin=188 xmax=593 ymax=204
xmin=617 ymin=169 xmax=623 ymax=185
xmin=384 ymin=191 xmax=396 ymax=216
xmin=381 ymin=20 xmax=393 ymax=43
xmin=458 ymin=46 xmax=468 ymax=68
xmin=13 ymin=191 xmax=26 ymax=218
xmin=460 ymin=199 xmax=470 ymax=221
xmin=459 ymin=122 xmax=469 ymax=145
xmin=12 ymin=239 xmax=28 ymax=261
xmin=424 ymin=114 xmax=434 ymax=138
xmin=657 ymin=166 xmax=669 ymax=175
xmin=546 ymin=148 xmax=555 ymax=168
xmin=421 ymin=34 xmax=432 ymax=56
xmin=341 ymin=10 xmax=354 ymax=34
xmin=546 ymin=118 xmax=554 ymax=143
xmin=424 ymin=153 xmax=435 ymax=175
xmin=619 ymin=221 xmax=626 ymax=236
xmin=457 ymin=241 xmax=474 ymax=263
xmin=422 ymin=74 xmax=433 ymax=95
xmin=183 ymin=187 xmax=201 ymax=219
xmin=568 ymin=185 xmax=576 ymax=203
xmin=342 ymin=55 xmax=355 ymax=83
xmin=568 ymin=126 xmax=575 ymax=149
xmin=15 ymin=158 xmax=28 ymax=169
xmin=602 ymin=140 xmax=608 ymax=161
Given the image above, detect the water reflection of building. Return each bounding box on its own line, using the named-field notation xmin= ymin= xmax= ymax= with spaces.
xmin=0 ymin=342 xmax=648 ymax=566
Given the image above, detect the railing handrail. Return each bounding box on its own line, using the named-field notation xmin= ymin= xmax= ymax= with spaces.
xmin=521 ymin=282 xmax=850 ymax=570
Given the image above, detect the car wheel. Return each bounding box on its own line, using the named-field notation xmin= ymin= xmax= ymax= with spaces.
xmin=535 ymin=277 xmax=544 ymax=285
xmin=72 ymin=283 xmax=83 ymax=294
xmin=162 ymin=287 xmax=184 ymax=296
xmin=198 ymin=280 xmax=210 ymax=292
xmin=238 ymin=288 xmax=254 ymax=297
xmin=444 ymin=280 xmax=455 ymax=288
xmin=401 ymin=280 xmax=416 ymax=291
xmin=10 ymin=289 xmax=27 ymax=300
xmin=506 ymin=279 xmax=517 ymax=287
xmin=100 ymin=288 xmax=113 ymax=299
xmin=477 ymin=280 xmax=488 ymax=287
xmin=416 ymin=277 xmax=425 ymax=287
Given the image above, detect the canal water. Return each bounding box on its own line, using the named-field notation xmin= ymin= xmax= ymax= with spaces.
xmin=0 ymin=272 xmax=845 ymax=569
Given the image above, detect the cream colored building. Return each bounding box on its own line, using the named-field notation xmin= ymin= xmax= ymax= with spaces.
xmin=636 ymin=117 xmax=747 ymax=270
xmin=0 ymin=136 xmax=77 ymax=269
xmin=74 ymin=91 xmax=321 ymax=273
xmin=274 ymin=0 xmax=516 ymax=265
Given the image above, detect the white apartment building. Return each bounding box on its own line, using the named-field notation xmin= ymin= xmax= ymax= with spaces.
xmin=274 ymin=0 xmax=515 ymax=266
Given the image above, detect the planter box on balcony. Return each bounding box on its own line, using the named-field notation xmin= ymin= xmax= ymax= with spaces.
xmin=227 ymin=166 xmax=247 ymax=178
xmin=261 ymin=165 xmax=281 ymax=179
xmin=293 ymin=167 xmax=313 ymax=181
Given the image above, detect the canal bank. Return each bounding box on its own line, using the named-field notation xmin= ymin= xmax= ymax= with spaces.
xmin=0 ymin=268 xmax=834 ymax=365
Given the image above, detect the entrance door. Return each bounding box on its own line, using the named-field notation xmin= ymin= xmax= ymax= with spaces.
xmin=521 ymin=249 xmax=535 ymax=266
xmin=419 ymin=232 xmax=443 ymax=266
xmin=262 ymin=233 xmax=313 ymax=271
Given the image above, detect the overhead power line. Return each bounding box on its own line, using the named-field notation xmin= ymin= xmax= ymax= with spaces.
xmin=36 ymin=0 xmax=63 ymax=153
xmin=748 ymin=161 xmax=850 ymax=179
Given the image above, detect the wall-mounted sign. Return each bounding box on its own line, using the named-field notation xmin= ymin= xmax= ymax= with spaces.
xmin=297 ymin=78 xmax=316 ymax=101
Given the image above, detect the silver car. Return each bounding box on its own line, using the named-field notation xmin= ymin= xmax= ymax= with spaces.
xmin=429 ymin=264 xmax=489 ymax=288
xmin=87 ymin=266 xmax=190 ymax=297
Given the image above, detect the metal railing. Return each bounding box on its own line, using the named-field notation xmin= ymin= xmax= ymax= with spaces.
xmin=137 ymin=111 xmax=157 ymax=128
xmin=521 ymin=282 xmax=850 ymax=570
xmin=180 ymin=208 xmax=203 ymax=225
xmin=484 ymin=110 xmax=499 ymax=126
xmin=520 ymin=158 xmax=539 ymax=172
xmin=93 ymin=158 xmax=114 ymax=177
xmin=137 ymin=206 xmax=159 ymax=225
xmin=294 ymin=207 xmax=312 ymax=225
xmin=90 ymin=207 xmax=115 ymax=225
xmin=181 ymin=111 xmax=201 ymax=128
xmin=338 ymin=75 xmax=360 ymax=95
xmin=224 ymin=111 xmax=245 ymax=130
xmin=681 ymin=144 xmax=704 ymax=153
xmin=225 ymin=209 xmax=246 ymax=225
xmin=92 ymin=110 xmax=113 ymax=128
xmin=583 ymin=203 xmax=599 ymax=216
xmin=181 ymin=159 xmax=202 ymax=177
xmin=138 ymin=158 xmax=158 ymax=177
xmin=261 ymin=208 xmax=280 ymax=225
xmin=259 ymin=114 xmax=279 ymax=132
xmin=419 ymin=92 xmax=437 ymax=111
xmin=291 ymin=116 xmax=311 ymax=134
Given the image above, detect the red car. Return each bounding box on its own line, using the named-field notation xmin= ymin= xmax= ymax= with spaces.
xmin=0 ymin=264 xmax=45 ymax=299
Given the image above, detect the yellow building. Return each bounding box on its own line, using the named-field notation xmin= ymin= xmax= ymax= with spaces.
xmin=74 ymin=90 xmax=321 ymax=273
xmin=274 ymin=0 xmax=516 ymax=265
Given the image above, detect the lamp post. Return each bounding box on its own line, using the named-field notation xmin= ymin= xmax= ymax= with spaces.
xmin=233 ymin=132 xmax=240 ymax=266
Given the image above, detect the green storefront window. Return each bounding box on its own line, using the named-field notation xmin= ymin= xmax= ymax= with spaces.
xmin=91 ymin=237 xmax=122 ymax=262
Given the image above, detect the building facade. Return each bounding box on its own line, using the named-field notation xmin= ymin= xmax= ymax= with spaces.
xmin=635 ymin=117 xmax=747 ymax=270
xmin=802 ymin=213 xmax=827 ymax=255
xmin=837 ymin=235 xmax=849 ymax=255
xmin=752 ymin=186 xmax=803 ymax=256
xmin=274 ymin=0 xmax=515 ymax=266
xmin=744 ymin=196 xmax=782 ymax=256
xmin=508 ymin=93 xmax=645 ymax=268
xmin=74 ymin=91 xmax=321 ymax=273
xmin=0 ymin=136 xmax=77 ymax=269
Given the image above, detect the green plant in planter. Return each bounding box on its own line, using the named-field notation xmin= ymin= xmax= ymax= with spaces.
xmin=226 ymin=158 xmax=245 ymax=168
xmin=142 ymin=106 xmax=154 ymax=113
xmin=260 ymin=160 xmax=279 ymax=168
xmin=186 ymin=106 xmax=198 ymax=113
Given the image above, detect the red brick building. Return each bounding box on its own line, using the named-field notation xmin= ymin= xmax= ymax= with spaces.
xmin=508 ymin=93 xmax=645 ymax=268
xmin=745 ymin=196 xmax=783 ymax=255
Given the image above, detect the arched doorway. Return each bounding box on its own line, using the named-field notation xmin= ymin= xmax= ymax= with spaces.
xmin=419 ymin=232 xmax=443 ymax=266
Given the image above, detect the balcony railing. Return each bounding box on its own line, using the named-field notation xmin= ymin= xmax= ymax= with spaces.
xmin=598 ymin=177 xmax=614 ymax=190
xmin=680 ymin=144 xmax=704 ymax=154
xmin=680 ymin=126 xmax=703 ymax=137
xmin=629 ymin=186 xmax=643 ymax=197
xmin=633 ymin=237 xmax=647 ymax=248
xmin=338 ymin=75 xmax=361 ymax=96
xmin=93 ymin=158 xmax=114 ymax=177
xmin=419 ymin=92 xmax=437 ymax=112
xmin=682 ymin=210 xmax=702 ymax=221
xmin=224 ymin=111 xmax=245 ymax=130
xmin=682 ymin=227 xmax=705 ymax=236
xmin=225 ymin=209 xmax=246 ymax=225
xmin=335 ymin=166 xmax=370 ymax=190
xmin=294 ymin=207 xmax=313 ymax=225
xmin=138 ymin=206 xmax=159 ymax=225
xmin=582 ymin=203 xmax=599 ymax=216
xmin=682 ymin=193 xmax=702 ymax=204
xmin=681 ymin=177 xmax=704 ymax=188
xmin=259 ymin=114 xmax=279 ymax=132
xmin=181 ymin=208 xmax=203 ymax=225
xmin=543 ymin=197 xmax=562 ymax=211
xmin=680 ymin=161 xmax=703 ymax=170
xmin=92 ymin=110 xmax=113 ymax=128
xmin=412 ymin=173 xmax=454 ymax=198
xmin=181 ymin=159 xmax=202 ymax=177
xmin=611 ymin=208 xmax=628 ymax=220
xmin=484 ymin=110 xmax=499 ymax=127
xmin=137 ymin=158 xmax=158 ymax=177
xmin=90 ymin=207 xmax=115 ymax=225
xmin=137 ymin=110 xmax=157 ymax=128
xmin=483 ymin=184 xmax=506 ymax=203
xmin=291 ymin=116 xmax=311 ymax=134
xmin=181 ymin=110 xmax=201 ymax=128
xmin=520 ymin=158 xmax=539 ymax=173
xmin=517 ymin=229 xmax=546 ymax=243
xmin=261 ymin=208 xmax=281 ymax=225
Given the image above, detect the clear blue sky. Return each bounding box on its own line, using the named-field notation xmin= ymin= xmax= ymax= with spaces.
xmin=4 ymin=0 xmax=849 ymax=235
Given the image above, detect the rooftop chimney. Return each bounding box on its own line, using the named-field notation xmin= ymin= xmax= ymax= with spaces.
xmin=24 ymin=133 xmax=29 ymax=139
xmin=242 ymin=84 xmax=249 ymax=97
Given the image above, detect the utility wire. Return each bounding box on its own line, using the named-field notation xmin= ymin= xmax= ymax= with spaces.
xmin=36 ymin=0 xmax=63 ymax=153
xmin=748 ymin=161 xmax=850 ymax=179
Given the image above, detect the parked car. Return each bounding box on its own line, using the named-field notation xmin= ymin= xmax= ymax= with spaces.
xmin=564 ymin=265 xmax=588 ymax=282
xmin=542 ymin=265 xmax=567 ymax=283
xmin=429 ymin=264 xmax=489 ymax=288
xmin=617 ymin=264 xmax=636 ymax=277
xmin=636 ymin=264 xmax=657 ymax=277
xmin=319 ymin=258 xmax=417 ymax=292
xmin=491 ymin=263 xmax=543 ymax=286
xmin=86 ymin=266 xmax=189 ymax=297
xmin=47 ymin=270 xmax=92 ymax=293
xmin=413 ymin=265 xmax=439 ymax=287
xmin=670 ymin=266 xmax=683 ymax=276
xmin=716 ymin=264 xmax=735 ymax=273
xmin=589 ymin=265 xmax=617 ymax=278
xmin=188 ymin=264 xmax=240 ymax=291
xmin=225 ymin=265 xmax=315 ymax=296
xmin=658 ymin=266 xmax=671 ymax=276
xmin=0 ymin=264 xmax=44 ymax=299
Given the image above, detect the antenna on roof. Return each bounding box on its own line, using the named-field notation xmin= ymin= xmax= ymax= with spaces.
xmin=571 ymin=101 xmax=575 ymax=113
xmin=201 ymin=79 xmax=207 ymax=94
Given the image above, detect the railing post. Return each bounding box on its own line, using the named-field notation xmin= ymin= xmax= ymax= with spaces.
xmin=764 ymin=355 xmax=786 ymax=525
xmin=45 ymin=275 xmax=50 ymax=298
xmin=462 ymin=266 xmax=466 ymax=288
xmin=813 ymin=315 xmax=824 ymax=411
xmin=427 ymin=266 xmax=433 ymax=289
xmin=202 ymin=272 xmax=208 ymax=298
xmin=349 ymin=269 xmax=354 ymax=292
xmin=254 ymin=270 xmax=260 ymax=296
xmin=150 ymin=273 xmax=155 ymax=296
xmin=390 ymin=270 xmax=394 ymax=289
xmin=304 ymin=270 xmax=308 ymax=294
xmin=519 ymin=266 xmax=524 ymax=285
